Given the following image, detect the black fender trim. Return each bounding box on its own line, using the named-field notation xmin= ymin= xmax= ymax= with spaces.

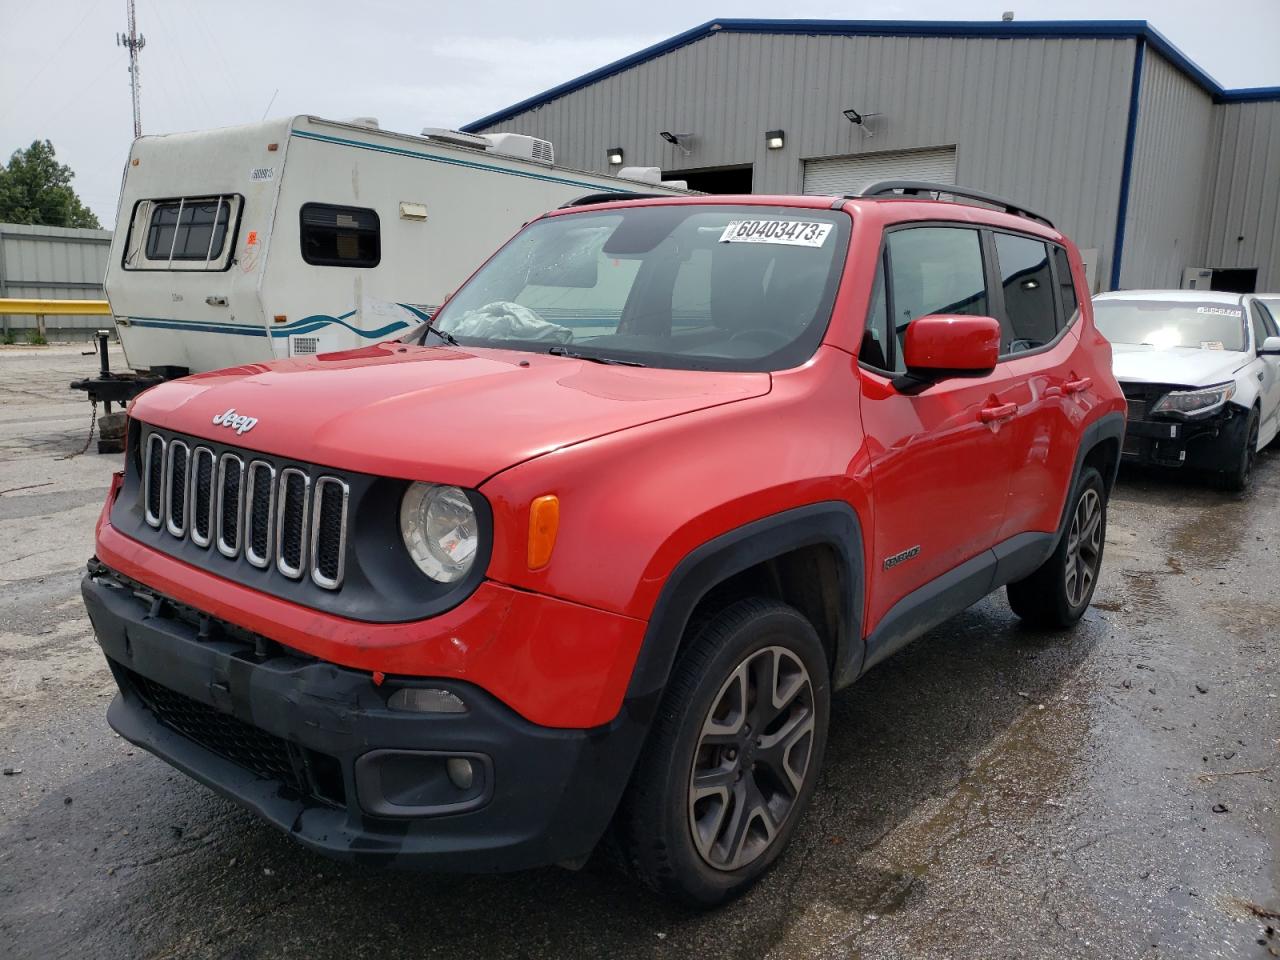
xmin=625 ymin=501 xmax=866 ymax=713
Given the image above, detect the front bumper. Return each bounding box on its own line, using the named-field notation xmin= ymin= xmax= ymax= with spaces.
xmin=1122 ymin=404 xmax=1247 ymax=470
xmin=83 ymin=563 xmax=649 ymax=871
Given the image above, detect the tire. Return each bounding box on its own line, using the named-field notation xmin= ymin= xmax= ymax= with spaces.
xmin=613 ymin=597 xmax=830 ymax=907
xmin=1007 ymin=466 xmax=1107 ymax=629
xmin=1210 ymin=406 xmax=1259 ymax=492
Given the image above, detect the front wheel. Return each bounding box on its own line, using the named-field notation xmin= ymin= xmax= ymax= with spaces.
xmin=1008 ymin=466 xmax=1107 ymax=628
xmin=612 ymin=598 xmax=830 ymax=907
xmin=1211 ymin=406 xmax=1259 ymax=492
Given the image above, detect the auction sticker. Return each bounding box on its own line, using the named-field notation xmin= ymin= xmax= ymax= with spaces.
xmin=719 ymin=219 xmax=832 ymax=247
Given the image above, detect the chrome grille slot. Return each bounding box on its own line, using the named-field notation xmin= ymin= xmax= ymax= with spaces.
xmin=138 ymin=430 xmax=350 ymax=592
xmin=164 ymin=440 xmax=190 ymax=537
xmin=189 ymin=447 xmax=216 ymax=547
xmin=275 ymin=468 xmax=310 ymax=579
xmin=216 ymin=453 xmax=244 ymax=557
xmin=310 ymin=478 xmax=349 ymax=589
xmin=244 ymin=461 xmax=276 ymax=569
xmin=143 ymin=433 xmax=165 ymax=528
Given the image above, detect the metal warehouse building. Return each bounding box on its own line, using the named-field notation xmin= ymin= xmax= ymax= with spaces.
xmin=463 ymin=19 xmax=1280 ymax=294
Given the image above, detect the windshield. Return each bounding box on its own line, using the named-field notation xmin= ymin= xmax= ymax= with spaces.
xmin=429 ymin=204 xmax=850 ymax=371
xmin=1092 ymin=299 xmax=1247 ymax=352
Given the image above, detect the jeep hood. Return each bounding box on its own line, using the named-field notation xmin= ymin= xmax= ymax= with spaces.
xmin=129 ymin=343 xmax=771 ymax=486
xmin=1110 ymin=343 xmax=1249 ymax=388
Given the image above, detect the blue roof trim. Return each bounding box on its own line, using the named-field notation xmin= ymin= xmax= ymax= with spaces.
xmin=461 ymin=18 xmax=1279 ymax=131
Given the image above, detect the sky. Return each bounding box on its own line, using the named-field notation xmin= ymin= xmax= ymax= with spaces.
xmin=2 ymin=0 xmax=1278 ymax=225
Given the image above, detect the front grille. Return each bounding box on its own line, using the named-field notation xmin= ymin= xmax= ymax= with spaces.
xmin=1121 ymin=383 xmax=1172 ymax=422
xmin=125 ymin=668 xmax=345 ymax=807
xmin=144 ymin=429 xmax=349 ymax=589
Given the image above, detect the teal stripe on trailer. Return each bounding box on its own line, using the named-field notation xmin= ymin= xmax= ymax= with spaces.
xmin=125 ymin=310 xmax=410 ymax=340
xmin=290 ymin=129 xmax=643 ymax=194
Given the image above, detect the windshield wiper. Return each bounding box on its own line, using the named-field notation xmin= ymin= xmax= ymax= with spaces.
xmin=547 ymin=345 xmax=646 ymax=367
xmin=418 ymin=321 xmax=459 ymax=346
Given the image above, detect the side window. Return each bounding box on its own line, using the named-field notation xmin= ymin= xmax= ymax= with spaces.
xmin=994 ymin=233 xmax=1056 ymax=354
xmin=300 ymin=203 xmax=380 ymax=268
xmin=123 ymin=195 xmax=241 ymax=271
xmin=1249 ymin=303 xmax=1270 ymax=352
xmin=1260 ymin=303 xmax=1280 ymax=339
xmin=859 ymin=254 xmax=891 ymax=369
xmin=1052 ymin=246 xmax=1079 ymax=324
xmin=882 ymin=227 xmax=988 ymax=373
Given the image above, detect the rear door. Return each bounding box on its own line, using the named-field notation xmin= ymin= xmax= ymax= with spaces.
xmin=857 ymin=224 xmax=1020 ymax=631
xmin=991 ymin=234 xmax=1084 ymax=541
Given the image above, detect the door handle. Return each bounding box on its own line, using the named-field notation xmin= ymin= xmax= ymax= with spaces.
xmin=979 ymin=402 xmax=1019 ymax=423
xmin=1064 ymin=376 xmax=1093 ymax=394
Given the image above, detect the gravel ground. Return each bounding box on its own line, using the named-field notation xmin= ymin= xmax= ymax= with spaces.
xmin=1 ymin=344 xmax=1277 ymax=960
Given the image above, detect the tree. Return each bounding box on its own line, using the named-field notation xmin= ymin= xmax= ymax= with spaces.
xmin=0 ymin=140 xmax=100 ymax=229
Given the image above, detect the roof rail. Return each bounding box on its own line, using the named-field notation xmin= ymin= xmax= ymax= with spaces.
xmin=858 ymin=180 xmax=1055 ymax=228
xmin=558 ymin=191 xmax=669 ymax=209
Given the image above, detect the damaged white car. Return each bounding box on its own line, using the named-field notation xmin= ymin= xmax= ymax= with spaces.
xmin=1093 ymin=290 xmax=1280 ymax=490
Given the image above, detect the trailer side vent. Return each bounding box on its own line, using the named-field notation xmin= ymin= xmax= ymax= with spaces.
xmin=482 ymin=133 xmax=555 ymax=165
xmin=291 ymin=336 xmax=320 ymax=356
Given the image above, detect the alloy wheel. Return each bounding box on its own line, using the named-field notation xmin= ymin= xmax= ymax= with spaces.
xmin=688 ymin=645 xmax=816 ymax=871
xmin=1064 ymin=487 xmax=1103 ymax=608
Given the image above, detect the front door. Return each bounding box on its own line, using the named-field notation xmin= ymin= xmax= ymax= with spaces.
xmin=856 ymin=225 xmax=1020 ymax=632
xmin=1249 ymin=300 xmax=1280 ymax=446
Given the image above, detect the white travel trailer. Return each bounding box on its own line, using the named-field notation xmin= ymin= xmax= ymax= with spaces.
xmin=98 ymin=115 xmax=687 ymax=380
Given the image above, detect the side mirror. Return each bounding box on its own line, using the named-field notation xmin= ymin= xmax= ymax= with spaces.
xmin=899 ymin=315 xmax=1001 ymax=387
xmin=1259 ymin=335 xmax=1280 ymax=356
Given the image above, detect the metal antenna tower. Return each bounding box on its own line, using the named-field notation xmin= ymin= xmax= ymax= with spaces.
xmin=116 ymin=0 xmax=146 ymax=138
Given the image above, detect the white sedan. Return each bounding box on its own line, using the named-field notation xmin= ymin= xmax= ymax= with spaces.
xmin=1092 ymin=290 xmax=1280 ymax=490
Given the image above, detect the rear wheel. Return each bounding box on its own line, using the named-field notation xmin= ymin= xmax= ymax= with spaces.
xmin=1008 ymin=466 xmax=1106 ymax=628
xmin=613 ymin=598 xmax=829 ymax=907
xmin=1211 ymin=406 xmax=1259 ymax=492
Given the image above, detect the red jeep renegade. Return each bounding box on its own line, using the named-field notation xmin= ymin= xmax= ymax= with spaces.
xmin=84 ymin=184 xmax=1124 ymax=906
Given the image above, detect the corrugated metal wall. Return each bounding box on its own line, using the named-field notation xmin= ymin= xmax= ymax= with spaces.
xmin=1120 ymin=50 xmax=1216 ymax=289
xmin=1200 ymin=101 xmax=1280 ymax=292
xmin=477 ymin=31 xmax=1138 ymax=290
xmin=0 ymin=222 xmax=112 ymax=340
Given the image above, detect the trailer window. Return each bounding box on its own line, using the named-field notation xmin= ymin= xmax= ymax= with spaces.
xmin=123 ymin=195 xmax=242 ymax=271
xmin=146 ymin=199 xmax=232 ymax=261
xmin=300 ymin=204 xmax=380 ymax=268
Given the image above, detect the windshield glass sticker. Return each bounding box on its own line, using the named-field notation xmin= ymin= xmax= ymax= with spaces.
xmin=1201 ymin=340 xmax=1224 ymax=350
xmin=249 ymin=166 xmax=274 ymax=182
xmin=1196 ymin=306 xmax=1242 ymax=317
xmin=719 ymin=220 xmax=832 ymax=247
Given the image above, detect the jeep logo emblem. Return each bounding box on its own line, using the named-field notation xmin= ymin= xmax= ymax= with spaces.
xmin=212 ymin=408 xmax=258 ymax=435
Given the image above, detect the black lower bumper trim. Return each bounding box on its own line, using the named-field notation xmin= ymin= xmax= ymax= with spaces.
xmin=83 ymin=565 xmax=650 ymax=872
xmin=1121 ymin=406 xmax=1244 ymax=470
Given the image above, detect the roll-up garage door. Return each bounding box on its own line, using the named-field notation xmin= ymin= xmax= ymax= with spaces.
xmin=802 ymin=147 xmax=957 ymax=196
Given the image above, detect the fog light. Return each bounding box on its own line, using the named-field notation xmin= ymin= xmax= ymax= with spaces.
xmin=386 ymin=687 xmax=467 ymax=713
xmin=447 ymin=757 xmax=474 ymax=790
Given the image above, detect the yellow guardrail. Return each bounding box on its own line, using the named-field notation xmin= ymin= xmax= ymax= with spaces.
xmin=0 ymin=298 xmax=112 ymax=316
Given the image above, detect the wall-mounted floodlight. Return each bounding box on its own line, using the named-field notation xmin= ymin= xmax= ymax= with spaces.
xmin=842 ymin=108 xmax=880 ymax=138
xmin=606 ymin=147 xmax=624 ymax=165
xmin=765 ymin=130 xmax=785 ymax=150
xmin=659 ymin=131 xmax=693 ymax=156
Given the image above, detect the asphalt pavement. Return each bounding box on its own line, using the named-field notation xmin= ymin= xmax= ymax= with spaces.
xmin=1 ymin=345 xmax=1277 ymax=959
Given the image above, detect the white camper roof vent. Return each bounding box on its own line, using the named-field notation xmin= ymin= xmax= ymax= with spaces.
xmin=421 ymin=127 xmax=493 ymax=150
xmin=481 ymin=133 xmax=555 ymax=165
xmin=617 ymin=166 xmax=663 ymax=185
xmin=346 ymin=117 xmax=380 ymax=129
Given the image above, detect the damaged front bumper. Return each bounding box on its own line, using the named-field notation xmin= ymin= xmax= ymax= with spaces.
xmin=82 ymin=561 xmax=648 ymax=872
xmin=1121 ymin=399 xmax=1248 ymax=470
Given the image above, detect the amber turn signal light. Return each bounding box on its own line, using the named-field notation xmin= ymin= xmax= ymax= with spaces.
xmin=528 ymin=495 xmax=560 ymax=570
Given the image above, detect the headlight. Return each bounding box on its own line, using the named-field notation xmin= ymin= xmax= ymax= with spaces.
xmin=399 ymin=483 xmax=479 ymax=583
xmin=1151 ymin=382 xmax=1236 ymax=417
